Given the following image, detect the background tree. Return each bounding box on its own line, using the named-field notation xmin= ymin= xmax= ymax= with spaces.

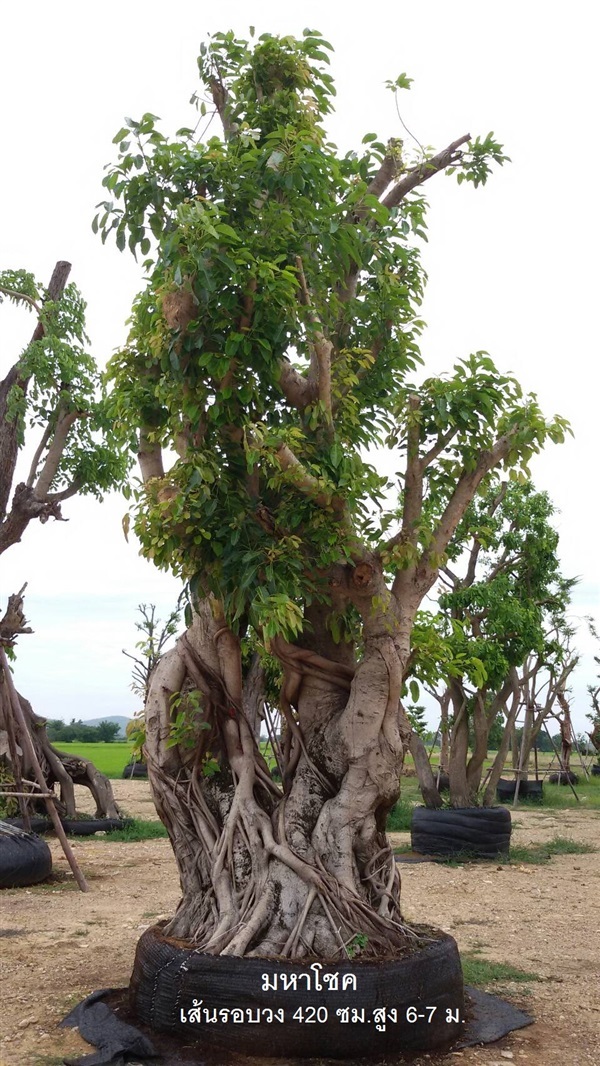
xmin=102 ymin=31 xmax=568 ymax=959
xmin=412 ymin=482 xmax=576 ymax=807
xmin=0 ymin=264 xmax=127 ymax=820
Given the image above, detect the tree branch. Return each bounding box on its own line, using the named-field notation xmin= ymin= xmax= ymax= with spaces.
xmin=0 ymin=261 xmax=71 ymax=519
xmin=137 ymin=426 xmax=165 ymax=483
xmin=25 ymin=421 xmax=54 ymax=488
xmin=34 ymin=411 xmax=79 ymax=498
xmin=295 ymin=257 xmax=333 ymax=426
xmin=273 ymin=442 xmax=344 ymax=512
xmin=382 ymin=135 xmax=471 ymax=210
xmin=277 ymin=359 xmax=317 ymax=411
xmin=0 ymin=287 xmax=42 ymax=315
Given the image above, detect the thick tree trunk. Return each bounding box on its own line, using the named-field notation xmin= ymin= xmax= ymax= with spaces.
xmin=142 ymin=592 xmax=421 ymax=960
xmin=448 ymin=683 xmax=471 ymax=807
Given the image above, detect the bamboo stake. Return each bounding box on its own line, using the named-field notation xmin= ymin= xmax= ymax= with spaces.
xmin=0 ymin=647 xmax=89 ymax=890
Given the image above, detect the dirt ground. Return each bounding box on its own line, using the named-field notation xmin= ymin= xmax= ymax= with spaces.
xmin=1 ymin=781 xmax=599 ymax=1066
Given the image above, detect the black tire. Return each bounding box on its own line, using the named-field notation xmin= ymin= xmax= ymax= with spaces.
xmin=434 ymin=772 xmax=450 ymax=792
xmin=411 ymin=806 xmax=512 ymax=858
xmin=0 ymin=821 xmax=53 ymax=888
xmin=130 ymin=924 xmax=465 ymax=1057
xmin=4 ymin=815 xmax=54 ymax=834
xmin=122 ymin=761 xmax=148 ymax=779
xmin=496 ymin=779 xmax=543 ymax=802
xmin=61 ymin=817 xmax=131 ymax=836
xmin=548 ymin=771 xmax=579 ymax=785
xmin=592 ymin=765 xmax=600 ymax=777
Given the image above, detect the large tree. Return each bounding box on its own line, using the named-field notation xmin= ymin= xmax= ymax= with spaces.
xmin=0 ymin=264 xmax=126 ymax=820
xmin=103 ymin=31 xmax=568 ymax=958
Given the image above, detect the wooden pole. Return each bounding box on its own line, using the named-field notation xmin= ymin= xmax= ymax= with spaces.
xmin=0 ymin=647 xmax=89 ymax=891
xmin=543 ymin=721 xmax=580 ymax=802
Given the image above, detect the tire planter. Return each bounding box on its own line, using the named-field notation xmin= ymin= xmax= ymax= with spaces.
xmin=122 ymin=761 xmax=148 ymax=779
xmin=0 ymin=820 xmax=52 ymax=888
xmin=4 ymin=815 xmax=53 ymax=834
xmin=434 ymin=772 xmax=450 ymax=792
xmin=5 ymin=815 xmax=130 ymax=836
xmin=496 ymin=779 xmax=544 ymax=802
xmin=592 ymin=765 xmax=600 ymax=777
xmin=61 ymin=817 xmax=130 ymax=836
xmin=548 ymin=771 xmax=579 ymax=785
xmin=411 ymin=806 xmax=512 ymax=859
xmin=130 ymin=924 xmax=465 ymax=1058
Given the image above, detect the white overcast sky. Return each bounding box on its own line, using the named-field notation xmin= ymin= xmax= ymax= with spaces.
xmin=0 ymin=1 xmax=598 ymax=734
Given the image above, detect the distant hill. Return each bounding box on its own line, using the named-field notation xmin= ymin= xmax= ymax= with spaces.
xmin=84 ymin=715 xmax=132 ymax=737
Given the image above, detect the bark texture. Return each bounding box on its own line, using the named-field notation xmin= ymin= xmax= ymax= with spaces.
xmin=142 ymin=579 xmax=424 ymax=960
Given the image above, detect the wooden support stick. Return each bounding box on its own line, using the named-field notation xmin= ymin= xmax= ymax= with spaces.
xmin=0 ymin=790 xmax=53 ymax=798
xmin=0 ymin=647 xmax=89 ymax=891
xmin=543 ymin=721 xmax=580 ymax=802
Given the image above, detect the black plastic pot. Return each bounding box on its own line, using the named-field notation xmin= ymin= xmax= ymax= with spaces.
xmin=592 ymin=764 xmax=600 ymax=777
xmin=411 ymin=806 xmax=512 ymax=858
xmin=548 ymin=771 xmax=579 ymax=785
xmin=496 ymin=779 xmax=544 ymax=802
xmin=129 ymin=924 xmax=465 ymax=1058
xmin=0 ymin=820 xmax=52 ymax=887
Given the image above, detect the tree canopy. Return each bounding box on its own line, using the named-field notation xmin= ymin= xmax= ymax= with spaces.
xmin=101 ymin=30 xmax=568 ymax=648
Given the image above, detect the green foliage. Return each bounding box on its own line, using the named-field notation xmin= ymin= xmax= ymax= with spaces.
xmin=460 ymin=950 xmax=541 ymax=988
xmin=0 ymin=766 xmax=18 ymax=818
xmin=346 ymin=932 xmax=369 ymax=959
xmin=100 ymin=30 xmax=567 ymax=662
xmin=46 ymin=718 xmax=122 ymax=743
xmin=0 ymin=268 xmax=129 ymax=498
xmin=502 ymin=837 xmax=596 ymax=864
xmin=423 ymin=481 xmax=574 ymax=696
xmin=103 ymin=817 xmax=168 ymax=841
xmin=386 ymin=799 xmax=415 ymax=831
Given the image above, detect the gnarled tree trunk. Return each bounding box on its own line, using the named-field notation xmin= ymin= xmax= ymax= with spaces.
xmin=142 ymin=574 xmax=421 ymax=960
xmin=0 ymin=687 xmax=121 ymax=819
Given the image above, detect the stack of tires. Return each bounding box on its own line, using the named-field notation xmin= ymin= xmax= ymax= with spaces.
xmin=0 ymin=820 xmax=52 ymax=888
xmin=410 ymin=806 xmax=511 ymax=858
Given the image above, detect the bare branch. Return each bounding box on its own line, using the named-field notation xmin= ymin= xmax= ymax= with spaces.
xmin=34 ymin=411 xmax=79 ymax=498
xmin=421 ymin=427 xmax=459 ymax=469
xmin=0 ymin=287 xmax=43 ymax=315
xmin=26 ymin=421 xmax=54 ymax=487
xmin=382 ymin=135 xmax=471 ymax=210
xmin=47 ymin=478 xmax=84 ymax=503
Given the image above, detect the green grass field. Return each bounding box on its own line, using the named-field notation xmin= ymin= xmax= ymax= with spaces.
xmin=54 ymin=741 xmax=133 ymax=778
